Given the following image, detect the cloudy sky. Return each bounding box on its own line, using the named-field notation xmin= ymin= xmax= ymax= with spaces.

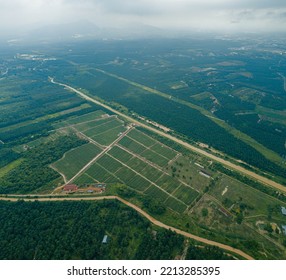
xmin=1 ymin=0 xmax=286 ymax=37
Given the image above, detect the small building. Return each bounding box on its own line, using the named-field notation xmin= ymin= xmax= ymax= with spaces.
xmin=63 ymin=184 xmax=78 ymax=193
xmin=85 ymin=183 xmax=106 ymax=189
xmin=281 ymin=207 xmax=286 ymax=216
xmin=102 ymin=235 xmax=108 ymax=244
xmin=95 ymin=183 xmax=106 ymax=189
xmin=218 ymin=207 xmax=231 ymax=217
xmin=195 ymin=162 xmax=204 ymax=169
xmin=282 ymin=225 xmax=286 ymax=235
xmin=199 ymin=170 xmax=211 ymax=179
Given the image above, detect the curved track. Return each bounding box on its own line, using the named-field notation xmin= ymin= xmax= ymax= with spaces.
xmin=0 ymin=195 xmax=254 ymax=260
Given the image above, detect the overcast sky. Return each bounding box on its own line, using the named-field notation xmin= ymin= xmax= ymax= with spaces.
xmin=1 ymin=0 xmax=286 ymax=37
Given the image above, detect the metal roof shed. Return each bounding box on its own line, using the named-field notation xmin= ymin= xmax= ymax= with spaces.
xmin=102 ymin=235 xmax=108 ymax=244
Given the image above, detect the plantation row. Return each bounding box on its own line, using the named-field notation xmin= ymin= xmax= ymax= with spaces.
xmin=52 ymin=143 xmax=102 ymax=180
xmin=56 ymin=111 xmax=127 ymax=147
xmin=73 ymin=144 xmax=199 ymax=213
xmin=49 ymin=112 xmax=199 ymax=214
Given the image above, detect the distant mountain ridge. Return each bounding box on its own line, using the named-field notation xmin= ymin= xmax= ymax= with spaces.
xmin=6 ymin=21 xmax=167 ymax=43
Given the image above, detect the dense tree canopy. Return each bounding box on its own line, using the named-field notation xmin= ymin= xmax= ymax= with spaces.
xmin=0 ymin=135 xmax=87 ymax=194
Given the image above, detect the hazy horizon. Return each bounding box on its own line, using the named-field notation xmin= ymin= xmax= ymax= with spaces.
xmin=1 ymin=0 xmax=286 ymax=41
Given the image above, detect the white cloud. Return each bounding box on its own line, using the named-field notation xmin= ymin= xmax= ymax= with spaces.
xmin=0 ymin=0 xmax=286 ymax=36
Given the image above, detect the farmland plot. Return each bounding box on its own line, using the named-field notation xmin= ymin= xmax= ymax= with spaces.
xmin=127 ymin=129 xmax=157 ymax=147
xmin=52 ymin=143 xmax=102 ymax=180
xmin=165 ymin=196 xmax=187 ymax=213
xmin=84 ymin=118 xmax=123 ymax=136
xmin=74 ymin=117 xmax=113 ymax=132
xmin=144 ymin=185 xmax=169 ymax=202
xmin=65 ymin=110 xmax=106 ymax=125
xmin=173 ymin=184 xmax=200 ymax=205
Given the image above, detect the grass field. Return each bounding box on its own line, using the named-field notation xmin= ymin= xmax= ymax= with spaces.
xmin=44 ymin=111 xmax=205 ymax=215
xmin=91 ymin=125 xmax=126 ymax=146
xmin=116 ymin=172 xmax=151 ymax=192
xmin=84 ymin=118 xmax=122 ymax=137
xmin=52 ymin=143 xmax=102 ymax=180
xmin=0 ymin=104 xmax=92 ymax=134
xmin=139 ymin=165 xmax=164 ymax=182
xmin=119 ymin=129 xmax=179 ymax=168
xmin=125 ymin=157 xmax=149 ymax=173
xmin=54 ymin=111 xmax=128 ymax=147
xmin=67 ymin=135 xmax=199 ymax=213
xmin=256 ymin=106 xmax=286 ymax=125
xmin=165 ymin=196 xmax=187 ymax=213
xmin=74 ymin=117 xmax=113 ymax=132
xmin=64 ymin=110 xmax=106 ymax=125
xmin=96 ymin=154 xmax=124 ymax=173
xmin=140 ymin=148 xmax=169 ymax=167
xmin=13 ymin=131 xmax=70 ymax=153
xmin=74 ymin=173 xmax=98 ymax=185
xmin=209 ymin=175 xmax=286 ymax=220
xmin=108 ymin=145 xmax=134 ymax=162
xmin=167 ymin=156 xmax=212 ymax=193
xmin=144 ymin=185 xmax=169 ymax=202
xmin=86 ymin=162 xmax=120 ymax=183
xmin=151 ymin=143 xmax=178 ymax=160
xmin=118 ymin=136 xmax=147 ymax=154
xmin=155 ymin=174 xmax=180 ymax=193
xmin=0 ymin=159 xmax=24 ymax=178
xmin=127 ymin=129 xmax=157 ymax=147
xmin=173 ymin=184 xmax=200 ymax=205
xmin=49 ymin=111 xmax=200 ymax=214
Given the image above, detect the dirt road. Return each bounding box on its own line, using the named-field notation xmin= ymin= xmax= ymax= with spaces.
xmin=50 ymin=78 xmax=286 ymax=193
xmin=64 ymin=125 xmax=133 ymax=186
xmin=0 ymin=195 xmax=254 ymax=260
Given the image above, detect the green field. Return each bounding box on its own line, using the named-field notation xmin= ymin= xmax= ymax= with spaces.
xmin=118 ymin=130 xmax=178 ymax=168
xmin=165 ymin=196 xmax=187 ymax=213
xmin=66 ymin=130 xmax=199 ymax=214
xmin=118 ymin=136 xmax=147 ymax=154
xmin=173 ymin=184 xmax=200 ymax=205
xmin=151 ymin=142 xmax=178 ymax=160
xmin=86 ymin=162 xmax=120 ymax=183
xmin=127 ymin=129 xmax=157 ymax=147
xmin=54 ymin=112 xmax=127 ymax=147
xmin=209 ymin=175 xmax=286 ymax=219
xmin=125 ymin=157 xmax=149 ymax=173
xmin=97 ymin=154 xmax=124 ymax=173
xmin=144 ymin=185 xmax=169 ymax=202
xmin=91 ymin=125 xmax=126 ymax=146
xmin=81 ymin=118 xmax=126 ymax=145
xmin=64 ymin=110 xmax=106 ymax=125
xmin=52 ymin=143 xmax=102 ymax=180
xmin=108 ymin=145 xmax=134 ymax=162
xmin=74 ymin=117 xmax=113 ymax=132
xmin=74 ymin=173 xmax=98 ymax=185
xmin=139 ymin=165 xmax=164 ymax=182
xmin=84 ymin=118 xmax=123 ymax=137
xmin=140 ymin=148 xmax=169 ymax=167
xmin=120 ymin=174 xmax=151 ymax=192
xmin=0 ymin=159 xmax=24 ymax=178
xmin=2 ymin=39 xmax=286 ymax=260
xmin=155 ymin=174 xmax=180 ymax=193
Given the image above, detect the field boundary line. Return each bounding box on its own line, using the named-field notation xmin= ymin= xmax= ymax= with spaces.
xmin=50 ymin=78 xmax=286 ymax=193
xmin=107 ymin=151 xmax=188 ymax=207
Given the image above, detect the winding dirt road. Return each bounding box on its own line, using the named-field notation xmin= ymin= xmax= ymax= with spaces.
xmin=0 ymin=195 xmax=254 ymax=260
